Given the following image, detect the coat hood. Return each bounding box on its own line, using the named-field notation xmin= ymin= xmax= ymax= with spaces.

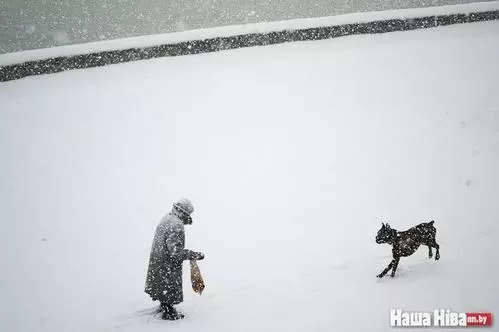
xmin=173 ymin=198 xmax=194 ymax=215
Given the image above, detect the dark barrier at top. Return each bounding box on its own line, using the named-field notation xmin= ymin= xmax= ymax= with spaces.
xmin=1 ymin=10 xmax=498 ymax=82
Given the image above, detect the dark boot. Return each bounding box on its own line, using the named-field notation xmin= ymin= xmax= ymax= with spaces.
xmin=160 ymin=303 xmax=185 ymax=320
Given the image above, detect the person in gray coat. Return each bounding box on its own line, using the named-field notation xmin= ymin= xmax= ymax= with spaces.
xmin=145 ymin=198 xmax=204 ymax=320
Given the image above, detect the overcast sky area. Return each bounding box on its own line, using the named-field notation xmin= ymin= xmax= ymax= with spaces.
xmin=0 ymin=0 xmax=491 ymax=53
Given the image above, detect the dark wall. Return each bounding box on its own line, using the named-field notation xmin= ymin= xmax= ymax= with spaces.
xmin=1 ymin=9 xmax=498 ymax=83
xmin=1 ymin=0 xmax=492 ymax=54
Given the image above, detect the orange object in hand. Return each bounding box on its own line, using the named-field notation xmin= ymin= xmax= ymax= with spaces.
xmin=190 ymin=260 xmax=205 ymax=295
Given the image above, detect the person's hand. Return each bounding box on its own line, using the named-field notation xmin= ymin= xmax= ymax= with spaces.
xmin=191 ymin=252 xmax=204 ymax=261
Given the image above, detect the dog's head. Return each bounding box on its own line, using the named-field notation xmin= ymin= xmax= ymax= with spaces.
xmin=376 ymin=222 xmax=393 ymax=244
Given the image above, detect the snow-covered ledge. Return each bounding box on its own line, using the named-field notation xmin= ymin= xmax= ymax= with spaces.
xmin=1 ymin=1 xmax=498 ymax=81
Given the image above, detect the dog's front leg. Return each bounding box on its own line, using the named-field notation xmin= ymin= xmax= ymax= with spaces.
xmin=390 ymin=257 xmax=400 ymax=277
xmin=377 ymin=259 xmax=395 ymax=278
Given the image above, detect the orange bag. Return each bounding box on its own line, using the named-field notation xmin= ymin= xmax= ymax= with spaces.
xmin=190 ymin=260 xmax=205 ymax=295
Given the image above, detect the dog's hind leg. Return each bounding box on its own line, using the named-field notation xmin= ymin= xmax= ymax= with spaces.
xmin=428 ymin=245 xmax=433 ymax=259
xmin=428 ymin=222 xmax=440 ymax=260
xmin=428 ymin=240 xmax=440 ymax=260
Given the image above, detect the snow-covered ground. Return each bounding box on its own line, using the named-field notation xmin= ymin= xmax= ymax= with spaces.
xmin=1 ymin=19 xmax=499 ymax=332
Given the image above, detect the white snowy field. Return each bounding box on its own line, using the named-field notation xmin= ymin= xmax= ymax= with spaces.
xmin=1 ymin=19 xmax=499 ymax=332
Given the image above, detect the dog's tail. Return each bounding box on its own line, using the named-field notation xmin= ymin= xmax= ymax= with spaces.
xmin=428 ymin=220 xmax=437 ymax=236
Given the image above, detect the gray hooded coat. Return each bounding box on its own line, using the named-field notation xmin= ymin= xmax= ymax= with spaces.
xmin=145 ymin=207 xmax=198 ymax=305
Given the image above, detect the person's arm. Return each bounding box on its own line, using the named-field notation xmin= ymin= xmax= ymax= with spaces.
xmin=165 ymin=224 xmax=204 ymax=261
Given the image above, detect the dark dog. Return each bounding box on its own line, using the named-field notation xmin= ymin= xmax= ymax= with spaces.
xmin=376 ymin=220 xmax=440 ymax=278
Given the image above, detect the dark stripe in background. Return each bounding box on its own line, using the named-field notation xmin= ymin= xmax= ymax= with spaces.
xmin=1 ymin=9 xmax=498 ymax=82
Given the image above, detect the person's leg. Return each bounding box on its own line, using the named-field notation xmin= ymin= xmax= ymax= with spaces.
xmin=160 ymin=302 xmax=185 ymax=320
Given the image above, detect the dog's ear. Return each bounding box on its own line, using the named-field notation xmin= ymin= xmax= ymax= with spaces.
xmin=386 ymin=223 xmax=391 ymax=229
